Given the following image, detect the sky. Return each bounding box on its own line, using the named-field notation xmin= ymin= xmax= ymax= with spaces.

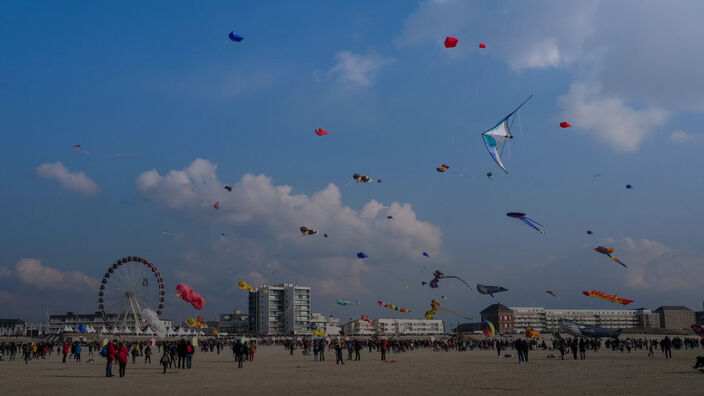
xmin=1 ymin=0 xmax=704 ymax=325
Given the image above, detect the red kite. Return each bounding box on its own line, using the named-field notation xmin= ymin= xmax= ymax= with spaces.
xmin=560 ymin=122 xmax=572 ymax=128
xmin=445 ymin=37 xmax=458 ymax=48
xmin=479 ymin=43 xmax=486 ymax=48
xmin=315 ymin=128 xmax=328 ymax=136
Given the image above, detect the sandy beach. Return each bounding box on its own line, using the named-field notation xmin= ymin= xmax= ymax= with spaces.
xmin=1 ymin=343 xmax=702 ymax=396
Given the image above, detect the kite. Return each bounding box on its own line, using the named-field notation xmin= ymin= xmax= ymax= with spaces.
xmin=481 ymin=95 xmax=532 ymax=173
xmin=477 ymin=284 xmax=508 ymax=297
xmin=224 ymin=185 xmax=232 ymax=191
xmin=692 ymin=324 xmax=704 ymax=338
xmin=336 ymin=299 xmax=352 ymax=306
xmin=506 ymin=212 xmax=546 ymax=234
xmin=436 ymin=164 xmax=450 ymax=173
xmin=238 ymin=281 xmax=256 ymax=292
xmin=141 ymin=308 xmax=167 ymax=338
xmin=594 ymin=246 xmax=627 ymax=268
xmin=479 ymin=43 xmax=486 ymax=48
xmin=377 ymin=300 xmax=410 ymax=313
xmin=161 ymin=229 xmax=176 ymax=237
xmin=315 ymin=128 xmax=328 ymax=136
xmin=560 ymin=122 xmax=572 ymax=128
xmin=357 ymin=252 xmax=368 ymax=259
xmin=387 ymin=216 xmax=393 ymax=219
xmin=213 ymin=202 xmax=220 ymax=210
xmin=422 ymin=270 xmax=472 ymax=290
xmin=361 ymin=314 xmax=373 ymax=324
xmin=481 ymin=321 xmax=495 ymax=338
xmin=300 ymin=226 xmax=318 ymax=236
xmin=486 ymin=172 xmax=493 ymax=180
xmin=142 ymin=277 xmax=149 ymax=287
xmin=72 ymin=144 xmax=139 ymax=157
xmin=626 ymin=184 xmax=633 ymax=190
xmin=175 ymin=283 xmax=205 ymax=310
xmin=559 ymin=318 xmax=622 ymax=338
xmin=353 ymin=173 xmax=380 ymax=183
xmin=424 ymin=299 xmax=472 ymax=320
xmin=228 ymin=32 xmax=244 ymax=42
xmin=587 ymin=230 xmax=593 ymax=235
xmin=444 ymin=37 xmax=458 ymax=48
xmin=403 ymin=286 xmax=408 ymax=290
xmin=422 ymin=252 xmax=430 ymax=257
xmin=312 ymin=330 xmax=326 ymax=336
xmin=186 ymin=318 xmax=206 ymax=328
xmin=582 ymin=290 xmax=634 ymax=305
xmin=546 ymin=290 xmax=559 ymax=299
xmin=525 ymin=327 xmax=540 ymax=339
xmin=441 ymin=295 xmax=446 ymax=300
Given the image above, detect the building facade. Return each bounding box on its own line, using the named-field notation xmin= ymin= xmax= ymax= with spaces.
xmin=480 ymin=303 xmax=514 ymax=333
xmin=341 ymin=318 xmax=444 ymax=336
xmin=653 ymin=306 xmax=695 ymax=330
xmin=218 ymin=311 xmax=249 ymax=335
xmin=248 ymin=283 xmax=311 ymax=336
xmin=479 ymin=305 xmax=661 ymax=333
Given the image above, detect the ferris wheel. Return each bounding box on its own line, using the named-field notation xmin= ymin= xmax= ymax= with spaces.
xmin=98 ymin=256 xmax=165 ymax=329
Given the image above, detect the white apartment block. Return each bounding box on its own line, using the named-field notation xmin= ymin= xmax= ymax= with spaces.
xmin=342 ymin=318 xmax=444 ymax=336
xmin=249 ymin=283 xmax=311 ymax=336
xmin=509 ymin=307 xmax=660 ymax=332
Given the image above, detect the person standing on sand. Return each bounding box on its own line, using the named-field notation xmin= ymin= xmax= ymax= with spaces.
xmin=380 ymin=340 xmax=387 ymax=361
xmin=663 ymin=336 xmax=672 ymax=359
xmin=144 ymin=345 xmax=152 ymax=364
xmin=160 ymin=351 xmax=169 ymax=374
xmin=235 ymin=340 xmax=244 ymax=368
xmin=106 ymin=340 xmax=117 ymax=377
xmin=118 ymin=343 xmax=128 ymax=377
xmin=579 ymin=339 xmax=586 ymax=360
xmin=496 ymin=341 xmax=502 ymax=358
xmin=74 ymin=342 xmax=81 ymax=363
xmin=571 ymin=339 xmax=578 ymax=360
xmin=318 ymin=339 xmax=325 ymax=362
xmin=62 ymin=341 xmax=69 ymax=363
xmin=177 ymin=339 xmax=187 ymax=369
xmin=354 ymin=340 xmax=361 ymax=361
xmin=186 ymin=342 xmax=193 ymax=369
xmin=249 ymin=340 xmax=256 ymax=362
xmin=313 ymin=341 xmax=319 ymax=361
xmin=335 ymin=340 xmax=344 ymax=365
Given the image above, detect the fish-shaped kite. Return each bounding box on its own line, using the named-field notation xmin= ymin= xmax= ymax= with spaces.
xmin=594 ymin=246 xmax=627 ymax=268
xmin=546 ymin=290 xmax=559 ymax=299
xmin=477 ymin=284 xmax=508 ymax=297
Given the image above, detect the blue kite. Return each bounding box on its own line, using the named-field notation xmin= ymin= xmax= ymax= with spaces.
xmin=228 ymin=32 xmax=244 ymax=42
xmin=506 ymin=212 xmax=545 ymax=234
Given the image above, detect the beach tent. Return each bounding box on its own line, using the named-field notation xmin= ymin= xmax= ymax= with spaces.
xmin=198 ymin=330 xmax=205 ymax=336
xmin=121 ymin=326 xmax=132 ymax=334
xmin=111 ymin=326 xmax=120 ymax=335
xmin=134 ymin=327 xmax=143 ymax=335
xmin=144 ymin=327 xmax=155 ymax=336
xmin=100 ymin=326 xmax=109 ymax=334
xmin=63 ymin=325 xmax=73 ymax=332
xmin=177 ymin=327 xmax=186 ymax=336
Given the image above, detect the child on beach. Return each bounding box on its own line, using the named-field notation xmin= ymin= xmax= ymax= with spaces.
xmin=160 ymin=351 xmax=169 ymax=374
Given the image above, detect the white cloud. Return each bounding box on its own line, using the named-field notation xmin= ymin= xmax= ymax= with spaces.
xmin=36 ymin=162 xmax=100 ymax=195
xmin=136 ymin=159 xmax=442 ymax=295
xmin=14 ymin=258 xmax=97 ymax=291
xmin=323 ymin=51 xmax=395 ymax=87
xmin=558 ymin=83 xmax=668 ymax=151
xmin=669 ymin=130 xmax=701 ymax=144
xmin=603 ymin=238 xmax=704 ymax=292
xmin=399 ymin=0 xmax=704 ymax=149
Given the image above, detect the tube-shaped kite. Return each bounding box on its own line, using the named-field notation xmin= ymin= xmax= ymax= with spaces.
xmin=377 ymin=300 xmax=409 ymax=313
xmin=582 ymin=290 xmax=634 ymax=305
xmin=594 ymin=246 xmax=627 ymax=268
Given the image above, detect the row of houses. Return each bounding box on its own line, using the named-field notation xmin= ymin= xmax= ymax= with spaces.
xmin=341 ymin=318 xmax=444 ymax=336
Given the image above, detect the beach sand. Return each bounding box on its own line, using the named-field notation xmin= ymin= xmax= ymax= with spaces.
xmin=1 ymin=344 xmax=702 ymax=395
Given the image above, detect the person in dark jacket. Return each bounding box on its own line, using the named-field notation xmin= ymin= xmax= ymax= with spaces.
xmin=177 ymin=340 xmax=187 ymax=369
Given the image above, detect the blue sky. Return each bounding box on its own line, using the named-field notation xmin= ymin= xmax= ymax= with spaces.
xmin=2 ymin=0 xmax=704 ymax=324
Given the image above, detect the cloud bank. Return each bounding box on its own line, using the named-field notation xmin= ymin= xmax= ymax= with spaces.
xmin=36 ymin=162 xmax=100 ymax=195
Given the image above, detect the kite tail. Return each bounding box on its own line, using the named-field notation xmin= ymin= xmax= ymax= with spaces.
xmin=611 ymin=257 xmax=627 ymax=268
xmin=437 ymin=308 xmax=472 ymax=320
xmin=521 ymin=217 xmax=546 ymax=234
